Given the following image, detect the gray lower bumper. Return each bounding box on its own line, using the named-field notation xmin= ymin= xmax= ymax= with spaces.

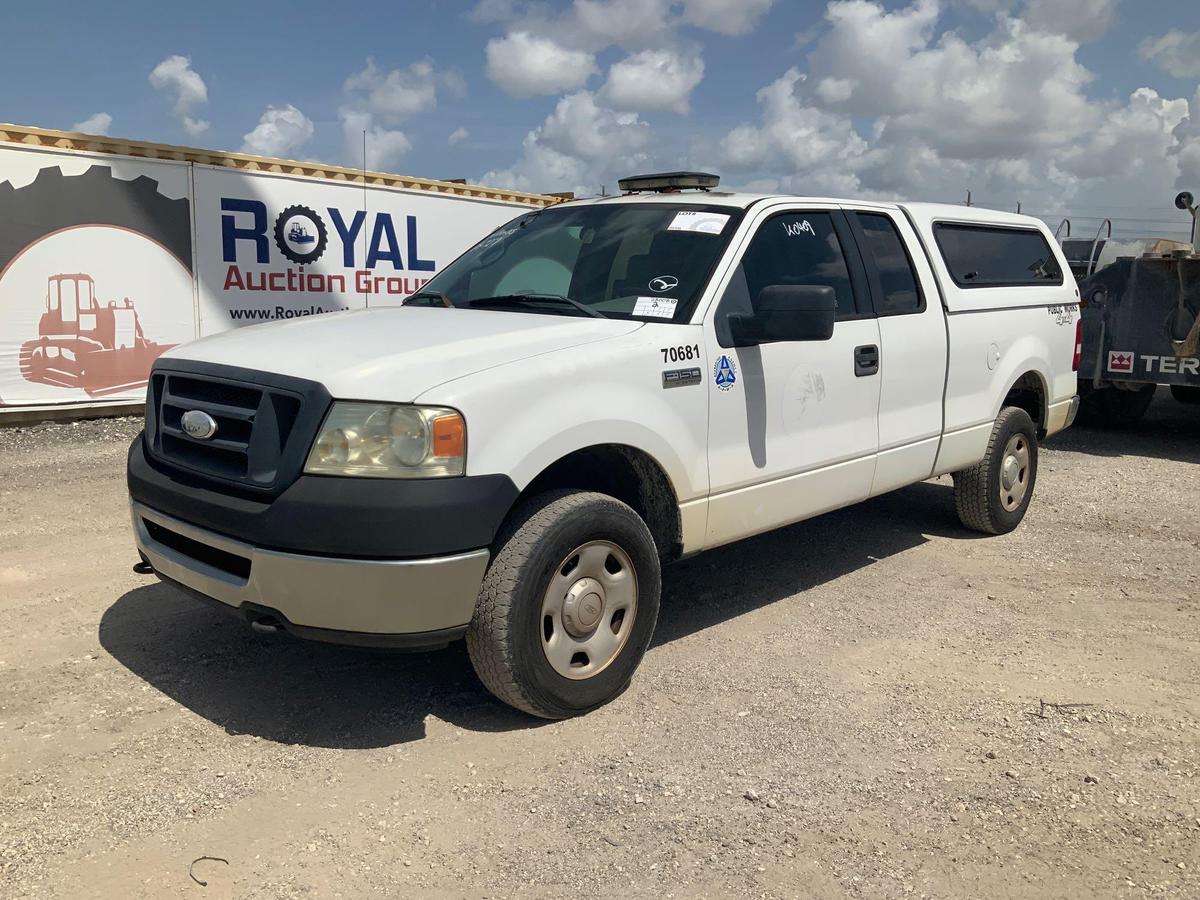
xmin=132 ymin=502 xmax=488 ymax=640
xmin=1065 ymin=394 xmax=1080 ymax=429
xmin=1045 ymin=395 xmax=1080 ymax=437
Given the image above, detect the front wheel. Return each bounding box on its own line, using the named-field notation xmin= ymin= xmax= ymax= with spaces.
xmin=953 ymin=406 xmax=1039 ymax=535
xmin=466 ymin=490 xmax=661 ymax=719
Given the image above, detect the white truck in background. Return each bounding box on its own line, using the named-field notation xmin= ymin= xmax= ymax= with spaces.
xmin=129 ymin=172 xmax=1080 ymax=719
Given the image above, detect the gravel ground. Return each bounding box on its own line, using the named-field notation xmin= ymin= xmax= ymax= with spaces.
xmin=1 ymin=395 xmax=1197 ymax=899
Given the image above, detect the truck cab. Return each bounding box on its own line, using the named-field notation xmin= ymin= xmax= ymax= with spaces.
xmin=129 ymin=173 xmax=1079 ymax=718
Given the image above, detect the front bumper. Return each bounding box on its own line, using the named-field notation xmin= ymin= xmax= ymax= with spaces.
xmin=133 ymin=501 xmax=489 ymax=647
xmin=128 ymin=436 xmax=519 ymax=559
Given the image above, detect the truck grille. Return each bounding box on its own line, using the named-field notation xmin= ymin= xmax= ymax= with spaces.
xmin=145 ymin=361 xmax=331 ymax=494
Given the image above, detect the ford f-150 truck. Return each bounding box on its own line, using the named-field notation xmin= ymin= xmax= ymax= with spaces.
xmin=128 ymin=172 xmax=1080 ymax=719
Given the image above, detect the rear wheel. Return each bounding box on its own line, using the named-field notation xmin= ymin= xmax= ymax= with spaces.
xmin=1077 ymin=383 xmax=1156 ymax=427
xmin=953 ymin=406 xmax=1038 ymax=535
xmin=1170 ymin=384 xmax=1200 ymax=405
xmin=466 ymin=490 xmax=661 ymax=719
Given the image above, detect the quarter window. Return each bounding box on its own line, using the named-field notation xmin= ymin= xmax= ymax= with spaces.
xmin=934 ymin=223 xmax=1063 ymax=288
xmin=854 ymin=213 xmax=924 ymax=314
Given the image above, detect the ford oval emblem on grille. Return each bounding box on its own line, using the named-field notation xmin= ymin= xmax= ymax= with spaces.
xmin=181 ymin=410 xmax=218 ymax=441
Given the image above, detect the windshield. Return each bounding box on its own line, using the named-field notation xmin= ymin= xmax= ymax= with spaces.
xmin=411 ymin=202 xmax=742 ymax=321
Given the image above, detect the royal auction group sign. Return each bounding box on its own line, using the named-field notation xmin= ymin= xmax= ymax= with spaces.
xmin=0 ymin=141 xmax=538 ymax=410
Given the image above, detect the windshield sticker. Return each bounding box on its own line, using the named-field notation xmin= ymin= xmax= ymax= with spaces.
xmin=648 ymin=275 xmax=678 ymax=292
xmin=667 ymin=211 xmax=730 ymax=235
xmin=633 ymin=296 xmax=678 ymax=318
xmin=477 ymin=227 xmax=519 ymax=250
xmin=714 ymin=354 xmax=737 ymax=391
xmin=783 ymin=220 xmax=816 ymax=237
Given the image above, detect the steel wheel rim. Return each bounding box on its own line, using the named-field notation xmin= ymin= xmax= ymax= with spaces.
xmin=999 ymin=433 xmax=1031 ymax=512
xmin=540 ymin=540 xmax=638 ymax=680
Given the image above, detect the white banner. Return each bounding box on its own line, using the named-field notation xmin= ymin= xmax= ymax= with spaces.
xmin=192 ymin=166 xmax=526 ymax=334
xmin=0 ymin=148 xmax=194 ymax=407
xmin=0 ymin=144 xmax=535 ymax=411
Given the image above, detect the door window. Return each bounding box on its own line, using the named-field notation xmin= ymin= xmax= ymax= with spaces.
xmin=735 ymin=212 xmax=857 ymax=315
xmin=716 ymin=212 xmax=861 ymax=342
xmin=853 ymin=213 xmax=924 ymax=315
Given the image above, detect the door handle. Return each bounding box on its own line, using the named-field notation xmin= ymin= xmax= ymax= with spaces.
xmin=854 ymin=344 xmax=880 ymax=376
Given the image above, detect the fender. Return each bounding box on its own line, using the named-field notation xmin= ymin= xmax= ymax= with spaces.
xmin=935 ymin=313 xmax=1059 ymax=475
xmin=415 ymin=328 xmax=710 ymax=501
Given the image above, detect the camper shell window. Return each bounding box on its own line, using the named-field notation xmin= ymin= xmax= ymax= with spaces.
xmin=934 ymin=223 xmax=1063 ymax=288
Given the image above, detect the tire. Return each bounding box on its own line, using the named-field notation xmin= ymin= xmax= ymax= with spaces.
xmin=466 ymin=490 xmax=661 ymax=719
xmin=953 ymin=406 xmax=1038 ymax=536
xmin=1170 ymin=384 xmax=1200 ymax=405
xmin=1076 ymin=383 xmax=1156 ymax=427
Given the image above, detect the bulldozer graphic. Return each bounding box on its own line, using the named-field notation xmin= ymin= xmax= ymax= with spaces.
xmin=287 ymin=222 xmax=316 ymax=245
xmin=18 ymin=273 xmax=175 ymax=397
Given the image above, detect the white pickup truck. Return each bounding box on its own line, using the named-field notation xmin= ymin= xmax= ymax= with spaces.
xmin=129 ymin=172 xmax=1080 ymax=718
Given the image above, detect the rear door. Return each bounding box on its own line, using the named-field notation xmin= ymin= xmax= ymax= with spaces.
xmin=701 ymin=204 xmax=882 ymax=548
xmin=844 ymin=207 xmax=948 ymax=495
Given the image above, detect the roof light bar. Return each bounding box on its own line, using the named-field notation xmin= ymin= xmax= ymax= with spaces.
xmin=618 ymin=171 xmax=720 ymax=193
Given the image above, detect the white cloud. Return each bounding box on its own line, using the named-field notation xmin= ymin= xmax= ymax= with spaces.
xmin=344 ymin=59 xmax=439 ymax=125
xmin=71 ymin=112 xmax=112 ymax=135
xmin=337 ymin=57 xmax=456 ymax=170
xmin=1139 ymin=30 xmax=1200 ymax=80
xmin=814 ymin=76 xmax=854 ymax=104
xmin=448 ymin=126 xmax=470 ymax=146
xmin=474 ymin=0 xmax=773 ymax=44
xmin=805 ymin=1 xmax=1097 ymax=158
xmin=1172 ymin=90 xmax=1200 ymax=191
xmin=473 ymin=0 xmax=1196 ymax=215
xmin=541 ymin=90 xmax=652 ymax=162
xmin=1022 ymin=0 xmax=1117 ymax=43
xmin=482 ymin=91 xmax=652 ymax=194
xmin=1058 ymin=88 xmax=1188 ymax=181
xmin=341 ymin=109 xmax=412 ymax=171
xmin=679 ymin=0 xmax=776 ymax=36
xmin=149 ymin=54 xmax=210 ymax=135
xmin=573 ymin=0 xmax=675 ymax=47
xmin=688 ymin=0 xmax=1197 ymax=217
xmin=240 ymin=104 xmax=314 ymax=158
xmin=485 ymin=31 xmax=598 ymax=97
xmin=600 ymin=47 xmax=705 ymax=113
xmin=713 ymin=68 xmax=869 ymax=195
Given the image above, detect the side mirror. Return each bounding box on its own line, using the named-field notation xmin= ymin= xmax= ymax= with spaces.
xmin=1175 ymin=191 xmax=1194 ymax=212
xmin=727 ymin=285 xmax=837 ymax=346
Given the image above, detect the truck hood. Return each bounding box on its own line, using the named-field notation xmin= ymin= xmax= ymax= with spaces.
xmin=163 ymin=306 xmax=643 ymax=401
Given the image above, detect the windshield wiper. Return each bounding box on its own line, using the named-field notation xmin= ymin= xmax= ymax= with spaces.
xmin=467 ymin=293 xmax=607 ymax=319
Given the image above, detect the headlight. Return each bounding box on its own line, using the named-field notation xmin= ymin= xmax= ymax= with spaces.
xmin=305 ymin=402 xmax=465 ymax=478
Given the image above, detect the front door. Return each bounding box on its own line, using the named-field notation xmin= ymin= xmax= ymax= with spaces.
xmin=702 ymin=206 xmax=881 ymax=548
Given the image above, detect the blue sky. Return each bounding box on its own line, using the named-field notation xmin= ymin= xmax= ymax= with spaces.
xmin=3 ymin=0 xmax=1199 ymax=236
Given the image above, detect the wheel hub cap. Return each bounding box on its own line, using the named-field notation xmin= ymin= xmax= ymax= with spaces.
xmin=1001 ymin=456 xmax=1021 ymax=491
xmin=562 ymin=577 xmax=605 ymax=637
xmin=998 ymin=434 xmax=1030 ymax=512
xmin=539 ymin=540 xmax=638 ymax=681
